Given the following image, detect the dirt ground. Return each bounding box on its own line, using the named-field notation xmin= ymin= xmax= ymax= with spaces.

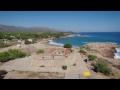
xmin=81 ymin=54 xmax=120 ymax=79
xmin=4 ymin=70 xmax=65 ymax=79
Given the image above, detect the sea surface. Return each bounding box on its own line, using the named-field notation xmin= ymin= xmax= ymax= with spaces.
xmin=51 ymin=32 xmax=120 ymax=46
xmin=49 ymin=32 xmax=120 ymax=59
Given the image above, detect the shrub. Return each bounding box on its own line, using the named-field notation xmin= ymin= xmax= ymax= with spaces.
xmin=98 ymin=63 xmax=110 ymax=76
xmin=94 ymin=63 xmax=110 ymax=76
xmin=37 ymin=49 xmax=44 ymax=54
xmin=79 ymin=49 xmax=87 ymax=55
xmin=62 ymin=65 xmax=67 ymax=70
xmin=0 ymin=49 xmax=27 ymax=62
xmin=0 ymin=70 xmax=7 ymax=75
xmin=25 ymin=39 xmax=31 ymax=44
xmin=63 ymin=43 xmax=72 ymax=48
xmin=88 ymin=55 xmax=97 ymax=61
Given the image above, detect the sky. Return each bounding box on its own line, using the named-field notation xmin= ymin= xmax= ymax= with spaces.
xmin=0 ymin=11 xmax=120 ymax=32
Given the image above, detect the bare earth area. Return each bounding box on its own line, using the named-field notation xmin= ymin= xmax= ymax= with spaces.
xmin=1 ymin=41 xmax=120 ymax=79
xmin=0 ymin=41 xmax=90 ymax=79
xmin=4 ymin=70 xmax=64 ymax=79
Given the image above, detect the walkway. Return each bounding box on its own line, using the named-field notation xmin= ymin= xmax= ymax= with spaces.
xmin=65 ymin=51 xmax=90 ymax=79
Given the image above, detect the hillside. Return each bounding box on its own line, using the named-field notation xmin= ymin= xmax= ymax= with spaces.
xmin=0 ymin=25 xmax=60 ymax=32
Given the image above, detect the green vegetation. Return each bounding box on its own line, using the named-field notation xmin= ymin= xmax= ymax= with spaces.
xmin=62 ymin=65 xmax=67 ymax=70
xmin=0 ymin=49 xmax=27 ymax=62
xmin=0 ymin=32 xmax=66 ymax=47
xmin=37 ymin=49 xmax=45 ymax=54
xmin=88 ymin=55 xmax=97 ymax=61
xmin=0 ymin=32 xmax=65 ymax=39
xmin=92 ymin=58 xmax=111 ymax=76
xmin=79 ymin=49 xmax=87 ymax=55
xmin=63 ymin=43 xmax=72 ymax=48
xmin=0 ymin=42 xmax=10 ymax=48
xmin=25 ymin=39 xmax=31 ymax=44
xmin=94 ymin=63 xmax=110 ymax=76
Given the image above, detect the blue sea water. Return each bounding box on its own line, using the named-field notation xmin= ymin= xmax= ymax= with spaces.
xmin=50 ymin=32 xmax=120 ymax=59
xmin=53 ymin=32 xmax=120 ymax=47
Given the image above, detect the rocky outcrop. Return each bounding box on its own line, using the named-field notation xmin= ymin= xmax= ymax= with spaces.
xmin=84 ymin=42 xmax=118 ymax=58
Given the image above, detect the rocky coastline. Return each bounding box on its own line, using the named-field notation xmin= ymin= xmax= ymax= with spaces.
xmin=83 ymin=42 xmax=118 ymax=58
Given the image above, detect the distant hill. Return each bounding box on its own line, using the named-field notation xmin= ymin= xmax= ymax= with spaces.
xmin=0 ymin=25 xmax=60 ymax=32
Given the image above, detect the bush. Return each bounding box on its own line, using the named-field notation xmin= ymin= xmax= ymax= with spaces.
xmin=0 ymin=49 xmax=27 ymax=62
xmin=0 ymin=70 xmax=7 ymax=75
xmin=25 ymin=39 xmax=31 ymax=44
xmin=98 ymin=63 xmax=110 ymax=76
xmin=62 ymin=65 xmax=67 ymax=70
xmin=63 ymin=43 xmax=72 ymax=48
xmin=88 ymin=55 xmax=97 ymax=61
xmin=94 ymin=63 xmax=110 ymax=76
xmin=79 ymin=49 xmax=87 ymax=55
xmin=37 ymin=49 xmax=44 ymax=54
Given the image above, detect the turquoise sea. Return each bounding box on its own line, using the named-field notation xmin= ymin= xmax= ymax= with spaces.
xmin=53 ymin=32 xmax=120 ymax=46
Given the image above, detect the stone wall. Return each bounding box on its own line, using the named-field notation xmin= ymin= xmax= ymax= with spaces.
xmin=31 ymin=50 xmax=75 ymax=67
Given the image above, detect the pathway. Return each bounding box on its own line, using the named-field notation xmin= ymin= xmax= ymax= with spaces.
xmin=65 ymin=49 xmax=90 ymax=79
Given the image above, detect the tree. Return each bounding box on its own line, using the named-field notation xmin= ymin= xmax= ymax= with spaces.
xmin=63 ymin=43 xmax=72 ymax=48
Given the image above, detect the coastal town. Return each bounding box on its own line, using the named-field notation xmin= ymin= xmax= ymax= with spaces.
xmin=0 ymin=32 xmax=120 ymax=79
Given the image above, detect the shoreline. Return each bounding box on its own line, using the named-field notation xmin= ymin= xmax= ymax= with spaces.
xmin=44 ymin=38 xmax=120 ymax=59
xmin=46 ymin=37 xmax=119 ymax=47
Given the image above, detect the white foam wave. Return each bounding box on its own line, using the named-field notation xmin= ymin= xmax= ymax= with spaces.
xmin=116 ymin=48 xmax=120 ymax=52
xmin=48 ymin=40 xmax=79 ymax=48
xmin=114 ymin=47 xmax=120 ymax=59
xmin=49 ymin=41 xmax=64 ymax=46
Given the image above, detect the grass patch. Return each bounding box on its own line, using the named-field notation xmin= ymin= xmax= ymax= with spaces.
xmin=79 ymin=49 xmax=87 ymax=55
xmin=37 ymin=49 xmax=44 ymax=54
xmin=88 ymin=55 xmax=97 ymax=61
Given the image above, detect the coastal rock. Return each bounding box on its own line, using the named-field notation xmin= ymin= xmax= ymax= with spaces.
xmin=84 ymin=42 xmax=118 ymax=58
